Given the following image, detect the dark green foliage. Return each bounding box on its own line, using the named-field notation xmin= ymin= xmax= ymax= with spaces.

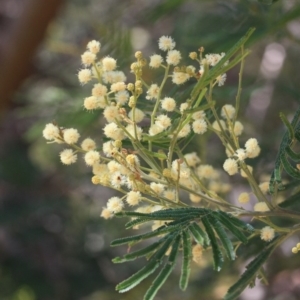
xmin=188 ymin=222 xmax=210 ymax=247
xmin=269 ymin=106 xmax=300 ymax=193
xmin=207 ymin=215 xmax=236 ymax=261
xmin=144 ymin=235 xmax=181 ymax=300
xmin=202 ymin=216 xmax=224 ymax=271
xmin=112 ymin=208 xmax=253 ymax=299
xmin=116 ymin=233 xmax=177 ymax=293
xmin=179 ymin=231 xmax=192 ymax=291
xmin=224 ymin=240 xmax=278 ymax=300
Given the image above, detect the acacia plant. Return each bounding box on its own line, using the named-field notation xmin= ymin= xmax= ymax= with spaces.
xmin=42 ymin=28 xmax=300 ymax=300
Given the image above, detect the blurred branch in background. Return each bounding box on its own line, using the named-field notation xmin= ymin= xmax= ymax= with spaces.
xmin=0 ymin=0 xmax=64 ymax=112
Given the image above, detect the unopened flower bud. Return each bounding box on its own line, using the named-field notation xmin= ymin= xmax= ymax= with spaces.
xmin=135 ymin=87 xmax=143 ymax=95
xmin=92 ymin=175 xmax=101 ymax=184
xmin=130 ymin=62 xmax=138 ymax=71
xmin=129 ymin=96 xmax=136 ymax=108
xmin=135 ymin=51 xmax=143 ymax=59
xmin=114 ymin=140 xmax=122 ymax=149
xmin=189 ymin=52 xmax=197 ymax=60
xmin=163 ymin=168 xmax=172 ymax=178
xmin=127 ymin=83 xmax=134 ymax=91
xmin=140 ymin=58 xmax=147 ymax=66
xmin=135 ymin=80 xmax=142 ymax=88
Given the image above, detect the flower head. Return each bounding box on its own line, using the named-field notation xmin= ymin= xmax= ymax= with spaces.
xmin=235 ymin=148 xmax=247 ymax=161
xmin=177 ymin=124 xmax=191 ymax=138
xmin=234 ymin=121 xmax=244 ymax=136
xmin=245 ymin=138 xmax=258 ymax=153
xmin=103 ymin=106 xmax=121 ymax=123
xmin=180 ymin=102 xmax=189 ymax=113
xmin=60 ymin=149 xmax=77 ymax=165
xmin=92 ymin=83 xmax=108 ymax=97
xmin=223 ymin=158 xmax=238 ymax=175
xmin=126 ymin=124 xmax=143 ymax=140
xmin=192 ymin=119 xmax=207 ymax=134
xmin=78 ymin=68 xmax=92 ymax=85
xmin=146 ymin=84 xmax=160 ymax=100
xmin=155 ymin=114 xmax=171 ymax=129
xmin=111 ymin=82 xmax=126 ymax=93
xmin=166 ymin=50 xmax=181 ymax=66
xmin=259 ymin=182 xmax=269 ymax=194
xmin=81 ymin=138 xmax=96 ymax=151
xmin=102 ymin=56 xmax=117 ymax=71
xmin=184 ymin=152 xmax=201 ymax=167
xmin=102 ymin=71 xmax=126 ymax=84
xmin=81 ymin=51 xmax=96 ymax=66
xmin=128 ymin=108 xmax=145 ymax=123
xmin=172 ymin=72 xmax=190 ymax=85
xmin=260 ymin=226 xmax=275 ymax=242
xmin=189 ymin=193 xmax=201 ymax=203
xmin=87 ymin=40 xmax=101 ymax=54
xmin=106 ymin=196 xmax=124 ymax=213
xmin=103 ymin=123 xmax=125 ymax=140
xmin=84 ymin=96 xmax=106 ymax=110
xmin=161 ymin=97 xmax=176 ymax=111
xmin=221 ymin=104 xmax=235 ymax=119
xmin=158 ymin=36 xmax=175 ymax=51
xmin=126 ymin=191 xmax=141 ymax=206
xmin=149 ymin=54 xmax=163 ymax=68
xmin=149 ymin=124 xmax=163 ymax=136
xmin=254 ymin=202 xmax=269 ymax=212
xmin=100 ymin=208 xmax=112 ymax=219
xmin=115 ymin=90 xmax=129 ymax=105
xmin=238 ymin=192 xmax=250 ymax=204
xmin=150 ymin=182 xmax=165 ymax=195
xmin=43 ymin=123 xmax=60 ymax=141
xmin=63 ymin=128 xmax=80 ymax=144
xmin=84 ymin=150 xmax=100 ymax=166
xmin=197 ymin=164 xmax=216 ymax=179
xmin=216 ymin=73 xmax=227 ymax=86
xmin=212 ymin=120 xmax=226 ymax=131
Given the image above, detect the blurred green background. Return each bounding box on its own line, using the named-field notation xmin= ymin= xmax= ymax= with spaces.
xmin=1 ymin=0 xmax=300 ymax=299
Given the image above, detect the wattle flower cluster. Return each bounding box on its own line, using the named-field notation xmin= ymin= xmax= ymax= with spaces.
xmin=42 ymin=35 xmax=270 ymax=242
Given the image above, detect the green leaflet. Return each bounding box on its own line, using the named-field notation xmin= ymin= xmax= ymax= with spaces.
xmin=281 ymin=153 xmax=300 ymax=179
xmin=113 ymin=206 xmax=254 ymax=298
xmin=180 ymin=231 xmax=192 ymax=291
xmin=269 ymin=106 xmax=300 ymax=193
xmin=280 ymin=112 xmax=294 ymax=140
xmin=190 ymin=28 xmax=254 ymax=101
xmin=125 ymin=212 xmax=200 ymax=229
xmin=285 ymin=145 xmax=300 ymax=162
xmin=111 ymin=222 xmax=184 ymax=246
xmin=216 ymin=210 xmax=254 ymax=233
xmin=216 ymin=214 xmax=248 ymax=244
xmin=126 ymin=216 xmax=193 ymax=234
xmin=112 ymin=235 xmax=169 ymax=263
xmin=184 ymin=101 xmax=215 ymax=114
xmin=224 ymin=242 xmax=277 ymax=300
xmin=188 ymin=222 xmax=210 ymax=247
xmin=144 ymin=235 xmax=181 ymax=300
xmin=116 ymin=208 xmax=209 ymax=220
xmin=207 ymin=215 xmax=235 ymax=261
xmin=202 ymin=216 xmax=224 ymax=271
xmin=204 ymin=28 xmax=255 ymax=84
xmin=116 ymin=233 xmax=176 ymax=293
xmin=125 ymin=217 xmax=153 ymax=229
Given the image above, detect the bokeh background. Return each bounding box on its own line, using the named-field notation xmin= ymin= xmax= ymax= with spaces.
xmin=1 ymin=0 xmax=300 ymax=299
